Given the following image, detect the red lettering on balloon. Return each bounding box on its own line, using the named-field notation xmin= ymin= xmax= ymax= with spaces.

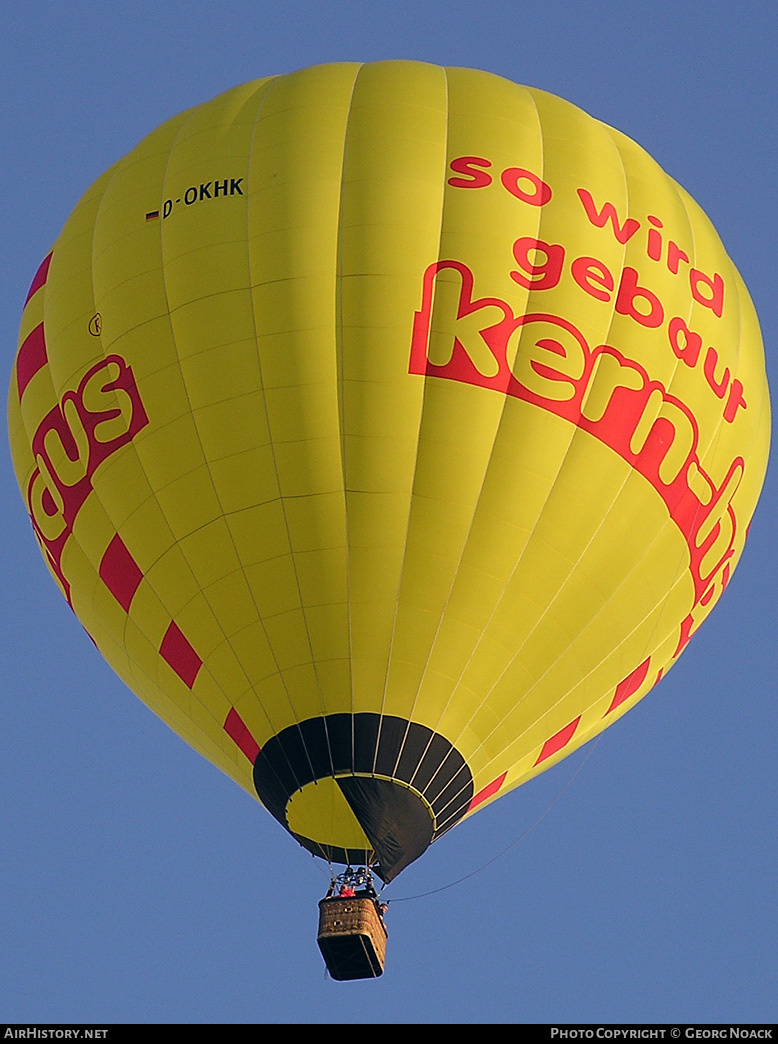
xmin=25 ymin=354 xmax=149 ymax=605
xmin=410 ymin=260 xmax=745 ymax=615
xmin=447 ymin=156 xmax=493 ymax=189
xmin=501 ymin=167 xmax=552 ymax=206
xmin=576 ymin=188 xmax=640 ymax=244
xmin=100 ymin=534 xmax=144 ymax=612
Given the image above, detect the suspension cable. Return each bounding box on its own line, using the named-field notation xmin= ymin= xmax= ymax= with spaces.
xmin=386 ymin=736 xmax=601 ymax=903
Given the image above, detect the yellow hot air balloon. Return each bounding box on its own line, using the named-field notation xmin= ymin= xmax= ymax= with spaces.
xmin=8 ymin=61 xmax=770 ymax=888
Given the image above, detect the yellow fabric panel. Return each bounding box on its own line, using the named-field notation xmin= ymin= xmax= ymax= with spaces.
xmin=243 ymin=65 xmax=358 ymax=727
xmin=338 ymin=62 xmax=449 ymax=714
xmin=286 ymin=778 xmax=371 ymax=850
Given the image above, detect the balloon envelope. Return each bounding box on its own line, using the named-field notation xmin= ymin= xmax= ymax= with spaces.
xmin=9 ymin=62 xmax=770 ymax=880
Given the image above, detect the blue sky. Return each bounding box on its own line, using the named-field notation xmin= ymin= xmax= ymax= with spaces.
xmin=1 ymin=0 xmax=776 ymax=1025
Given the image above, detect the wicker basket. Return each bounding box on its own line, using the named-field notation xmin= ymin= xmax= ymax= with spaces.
xmin=317 ymin=896 xmax=388 ymax=980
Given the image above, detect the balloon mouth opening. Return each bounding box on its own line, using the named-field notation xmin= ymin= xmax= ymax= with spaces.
xmin=287 ymin=774 xmax=435 ymax=882
xmin=252 ymin=713 xmax=474 ymax=881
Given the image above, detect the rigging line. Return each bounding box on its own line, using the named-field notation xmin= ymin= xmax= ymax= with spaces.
xmin=386 ymin=734 xmax=602 ymax=903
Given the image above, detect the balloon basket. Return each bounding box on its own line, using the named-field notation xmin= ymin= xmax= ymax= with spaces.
xmin=317 ymin=897 xmax=388 ymax=981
